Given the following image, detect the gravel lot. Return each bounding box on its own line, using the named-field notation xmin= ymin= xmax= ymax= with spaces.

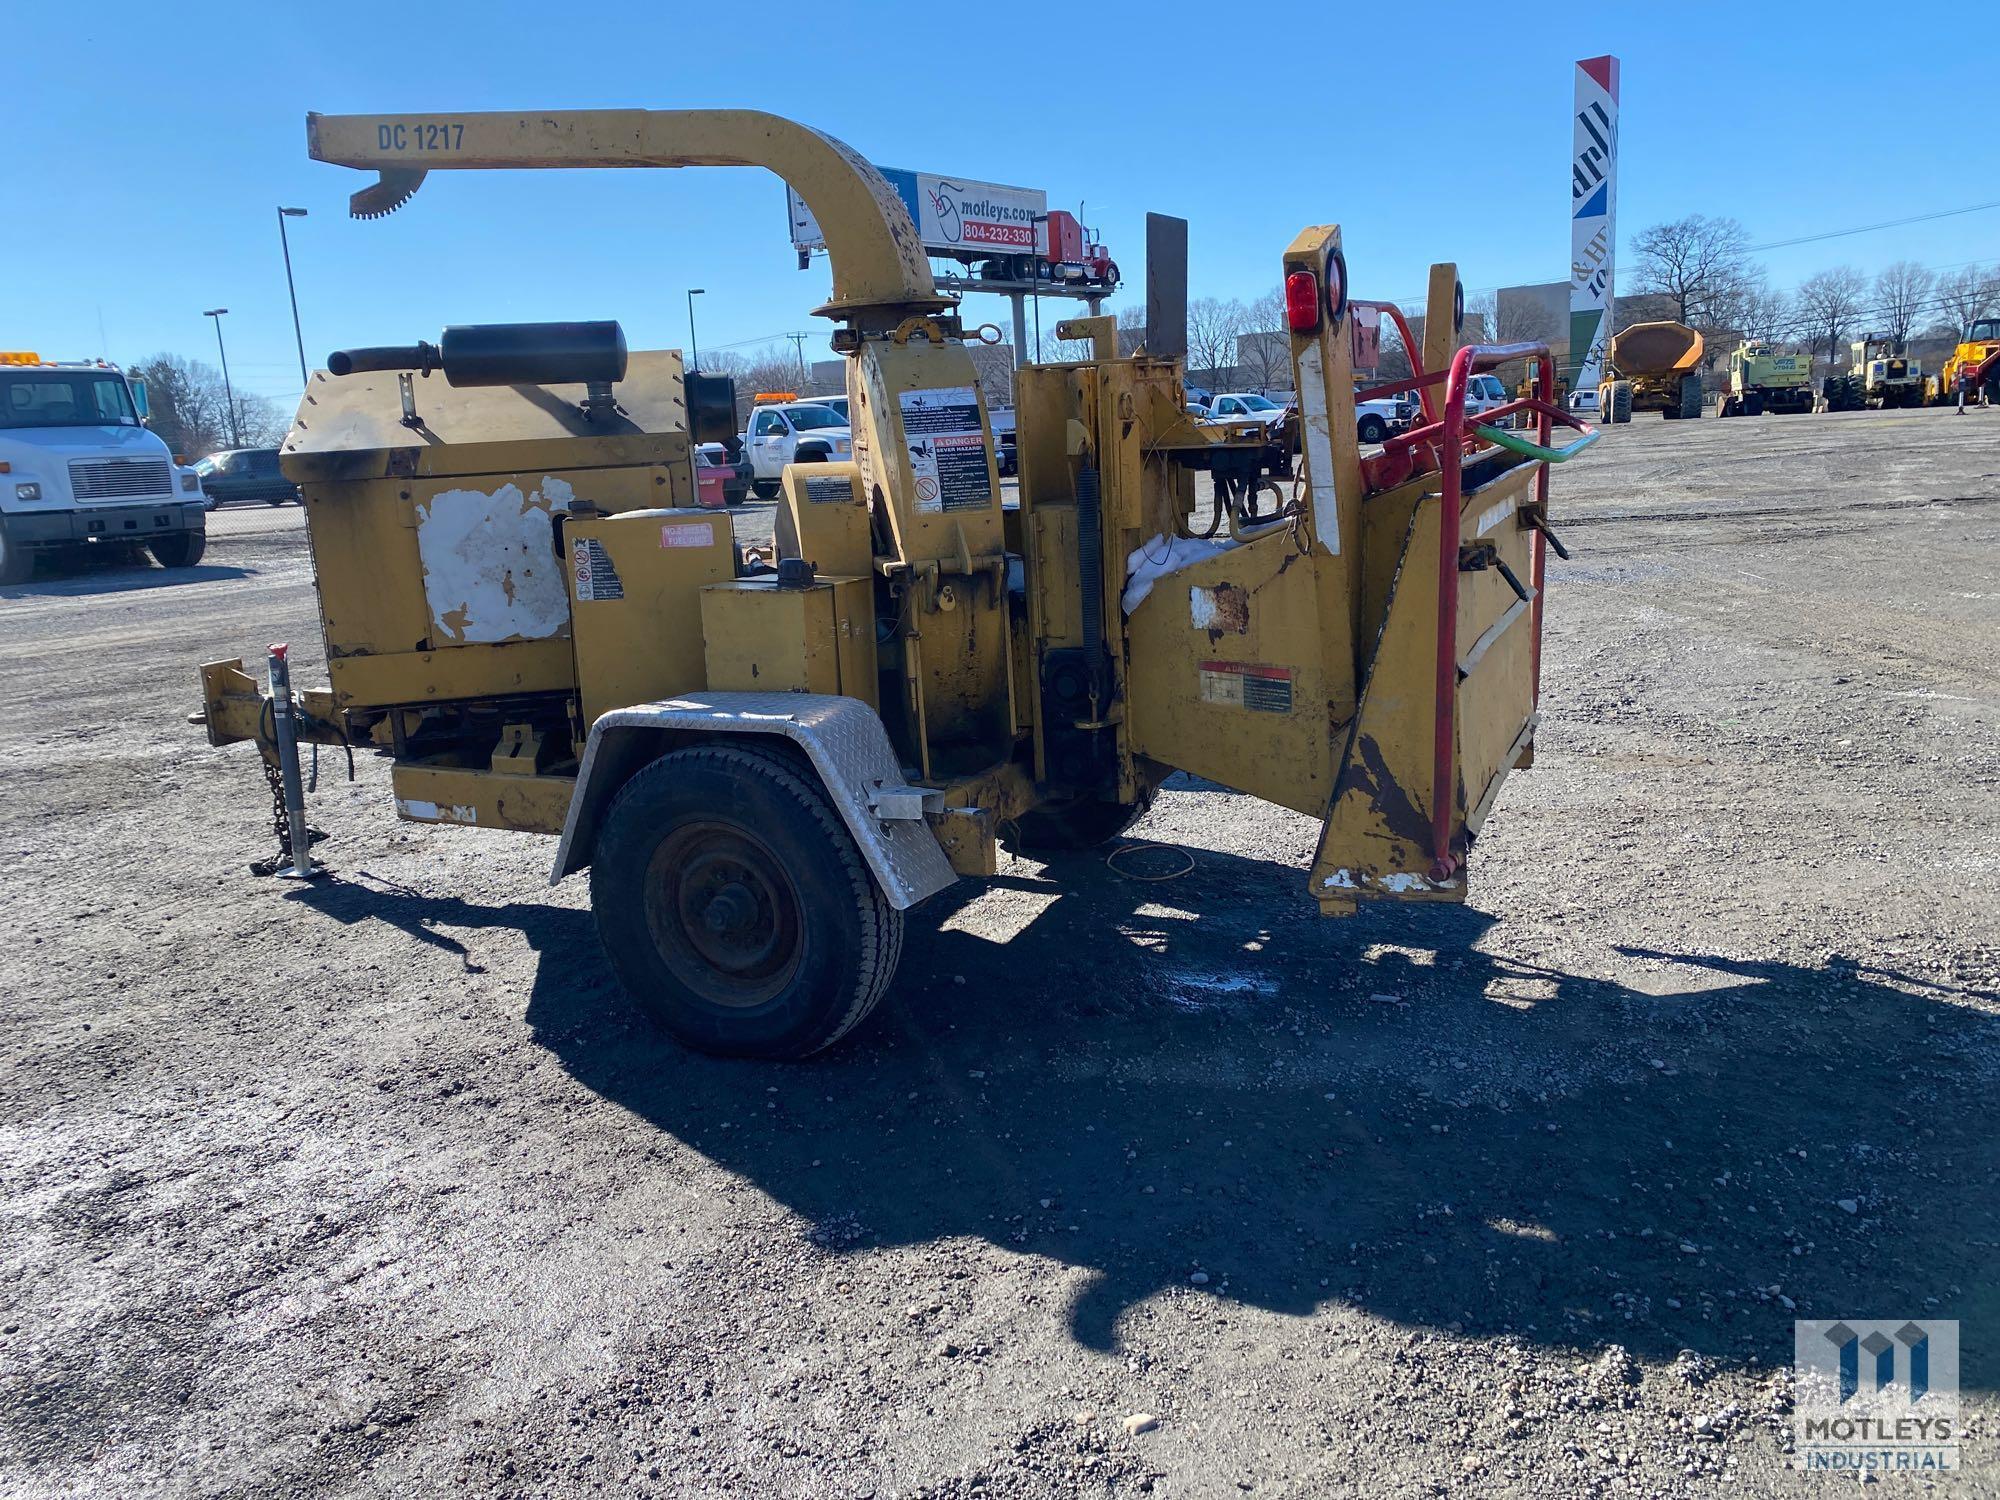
xmin=3 ymin=407 xmax=1997 ymax=1497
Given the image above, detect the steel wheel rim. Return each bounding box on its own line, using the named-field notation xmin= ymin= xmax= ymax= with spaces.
xmin=644 ymin=821 xmax=803 ymax=1008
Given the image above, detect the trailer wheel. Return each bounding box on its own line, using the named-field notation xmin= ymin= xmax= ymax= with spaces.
xmin=150 ymin=532 xmax=206 ymax=569
xmin=1003 ymin=793 xmax=1152 ymax=854
xmin=590 ymin=744 xmax=901 ymax=1059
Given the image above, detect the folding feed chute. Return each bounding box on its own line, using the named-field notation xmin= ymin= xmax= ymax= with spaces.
xmin=196 ymin=108 xmax=1596 ymax=1058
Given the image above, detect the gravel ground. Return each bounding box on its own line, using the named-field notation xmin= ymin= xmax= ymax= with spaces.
xmin=3 ymin=406 xmax=1997 ymax=1497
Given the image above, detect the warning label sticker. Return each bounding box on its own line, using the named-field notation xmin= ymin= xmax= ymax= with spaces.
xmin=1199 ymin=660 xmax=1294 ymax=713
xmin=572 ymin=537 xmax=622 ymax=602
xmin=805 ymin=474 xmax=852 ymax=505
xmin=661 ymin=522 xmax=715 ymax=549
xmin=900 ymin=385 xmax=991 ymax=515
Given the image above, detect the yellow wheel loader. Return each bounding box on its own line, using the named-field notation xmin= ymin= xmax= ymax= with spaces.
xmin=195 ymin=108 xmax=1596 ymax=1058
xmin=1598 ymin=321 xmax=1704 ymax=423
xmin=1924 ymin=318 xmax=2000 ymax=407
xmin=1825 ymin=334 xmax=1923 ymax=411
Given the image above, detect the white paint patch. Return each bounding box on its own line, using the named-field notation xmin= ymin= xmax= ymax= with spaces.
xmin=1294 ymin=340 xmax=1340 ymax=556
xmin=1322 ymin=869 xmax=1448 ymax=893
xmin=540 ymin=475 xmax=576 ymax=512
xmin=395 ymin=798 xmax=480 ymax=826
xmin=415 ymin=484 xmax=569 ymax=645
xmin=1475 ymin=496 xmax=1518 ymax=537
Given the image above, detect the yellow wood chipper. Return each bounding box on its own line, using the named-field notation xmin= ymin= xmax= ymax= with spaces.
xmin=196 ymin=108 xmax=1597 ymax=1058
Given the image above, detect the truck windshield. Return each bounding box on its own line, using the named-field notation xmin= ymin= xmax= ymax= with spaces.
xmin=0 ymin=370 xmax=140 ymax=430
xmin=1236 ymin=394 xmax=1280 ymax=411
xmin=786 ymin=405 xmax=846 ymax=431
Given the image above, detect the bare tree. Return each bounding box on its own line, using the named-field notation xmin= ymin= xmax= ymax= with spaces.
xmin=127 ymin=353 xmax=285 ymax=456
xmin=1233 ymin=288 xmax=1291 ymax=390
xmin=1794 ymin=267 xmax=1869 ymax=368
xmin=1734 ymin=279 xmax=1793 ymax=344
xmin=1931 ymin=264 xmax=2000 ymax=337
xmin=1115 ymin=303 xmax=1147 ymax=356
xmin=1874 ymin=261 xmax=1935 ymax=349
xmin=1630 ymin=215 xmax=1753 ymax=329
xmin=1185 ymin=297 xmax=1247 ymax=387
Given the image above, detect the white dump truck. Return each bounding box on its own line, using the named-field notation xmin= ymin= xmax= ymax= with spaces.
xmin=0 ymin=353 xmax=207 ymax=583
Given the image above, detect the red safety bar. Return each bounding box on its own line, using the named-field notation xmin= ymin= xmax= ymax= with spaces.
xmin=1424 ymin=340 xmax=1593 ymax=880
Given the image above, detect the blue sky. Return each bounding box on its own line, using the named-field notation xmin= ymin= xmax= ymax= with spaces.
xmin=9 ymin=2 xmax=1994 ymax=403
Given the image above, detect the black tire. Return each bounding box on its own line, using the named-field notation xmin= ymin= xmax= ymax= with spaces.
xmin=794 ymin=443 xmax=830 ymax=464
xmin=150 ymin=531 xmax=206 ymax=569
xmin=1607 ymin=380 xmax=1633 ymax=424
xmin=752 ymin=479 xmax=780 ymax=500
xmin=1745 ymin=392 xmax=1766 ymax=418
xmin=590 ymin=745 xmax=902 ymax=1059
xmin=1003 ymin=793 xmax=1151 ymax=854
xmin=1677 ymin=372 xmax=1702 ymax=420
xmin=1357 ymin=415 xmax=1387 ymax=444
xmin=0 ymin=525 xmax=33 ymax=585
xmin=1717 ymin=395 xmax=1739 ymax=418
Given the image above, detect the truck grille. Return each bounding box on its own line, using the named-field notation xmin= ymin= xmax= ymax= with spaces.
xmin=69 ymin=458 xmax=173 ymax=501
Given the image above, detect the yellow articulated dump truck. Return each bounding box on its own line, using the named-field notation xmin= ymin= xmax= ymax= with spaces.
xmin=195 ymin=108 xmax=1597 ymax=1058
xmin=1598 ymin=321 xmax=1704 ymax=423
xmin=1718 ymin=343 xmax=1813 ymax=417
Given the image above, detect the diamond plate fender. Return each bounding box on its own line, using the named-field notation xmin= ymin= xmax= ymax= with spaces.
xmin=548 ymin=694 xmax=958 ymax=911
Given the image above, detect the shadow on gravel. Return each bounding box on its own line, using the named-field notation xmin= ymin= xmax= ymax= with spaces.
xmin=0 ymin=561 xmax=252 ymax=597
xmin=299 ymin=849 xmax=2000 ymax=1387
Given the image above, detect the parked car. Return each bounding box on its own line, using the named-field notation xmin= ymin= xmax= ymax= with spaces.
xmin=193 ymin=448 xmax=298 ymax=508
xmin=696 ymin=441 xmax=752 ymax=506
xmin=1204 ymin=392 xmax=1288 ymax=430
xmin=1356 ymin=395 xmax=1409 ymax=445
xmin=1463 ymin=374 xmax=1512 ymax=420
xmin=742 ymin=401 xmax=853 ymax=498
xmin=990 ymin=405 xmax=1017 ymax=477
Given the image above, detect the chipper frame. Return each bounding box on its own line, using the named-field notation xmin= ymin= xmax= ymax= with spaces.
xmin=197 ymin=108 xmax=1595 ymax=1058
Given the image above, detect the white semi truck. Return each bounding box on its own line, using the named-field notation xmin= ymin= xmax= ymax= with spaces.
xmin=0 ymin=353 xmax=207 ymax=584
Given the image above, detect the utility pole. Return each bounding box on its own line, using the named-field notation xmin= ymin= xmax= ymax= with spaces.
xmin=786 ymin=331 xmax=810 ymax=389
xmin=203 ymin=308 xmax=241 ymax=448
xmin=277 ymin=207 xmax=310 ymax=389
xmin=686 ymin=288 xmax=705 ymax=371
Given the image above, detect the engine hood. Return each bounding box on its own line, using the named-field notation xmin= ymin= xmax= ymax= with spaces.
xmin=0 ymin=423 xmax=170 ymax=462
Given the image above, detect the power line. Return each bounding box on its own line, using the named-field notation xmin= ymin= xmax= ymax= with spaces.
xmin=1747 ymin=199 xmax=2000 ymax=253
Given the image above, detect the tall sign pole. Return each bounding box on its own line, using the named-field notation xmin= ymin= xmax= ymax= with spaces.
xmin=1569 ymin=55 xmax=1620 ymax=396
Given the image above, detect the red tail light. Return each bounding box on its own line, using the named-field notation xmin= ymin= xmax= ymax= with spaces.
xmin=1285 ymin=271 xmax=1320 ymax=332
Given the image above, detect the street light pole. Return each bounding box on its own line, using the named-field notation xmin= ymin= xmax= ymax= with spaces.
xmin=203 ymin=308 xmax=241 ymax=448
xmin=686 ymin=288 xmax=705 ymax=371
xmin=277 ymin=207 xmax=309 ymax=389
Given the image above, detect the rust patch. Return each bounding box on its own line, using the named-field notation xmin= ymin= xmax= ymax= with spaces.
xmin=1190 ymin=581 xmax=1250 ymax=641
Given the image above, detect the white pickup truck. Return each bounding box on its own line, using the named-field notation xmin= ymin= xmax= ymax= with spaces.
xmin=743 ymin=400 xmax=853 ymax=498
xmin=0 ymin=354 xmax=207 ymax=583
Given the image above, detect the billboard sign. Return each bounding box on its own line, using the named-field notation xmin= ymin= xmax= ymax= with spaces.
xmin=789 ymin=169 xmax=1048 ymax=260
xmin=1569 ymin=55 xmax=1619 ymax=394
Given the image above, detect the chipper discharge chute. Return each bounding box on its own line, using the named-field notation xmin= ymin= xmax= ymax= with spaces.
xmin=195 ymin=108 xmax=1596 ymax=1058
xmin=1599 ymin=321 xmax=1703 ymax=423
